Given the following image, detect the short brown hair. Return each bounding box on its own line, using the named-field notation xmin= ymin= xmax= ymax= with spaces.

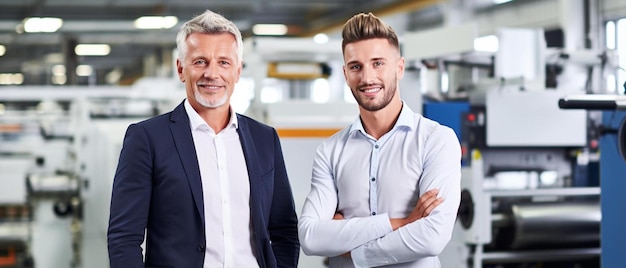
xmin=341 ymin=12 xmax=400 ymax=54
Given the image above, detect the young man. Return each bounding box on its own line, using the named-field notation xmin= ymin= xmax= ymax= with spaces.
xmin=107 ymin=10 xmax=299 ymax=268
xmin=299 ymin=12 xmax=461 ymax=267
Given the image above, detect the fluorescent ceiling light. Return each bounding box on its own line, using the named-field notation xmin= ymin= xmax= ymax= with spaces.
xmin=252 ymin=24 xmax=288 ymax=36
xmin=134 ymin=16 xmax=178 ymax=29
xmin=494 ymin=0 xmax=513 ymax=4
xmin=52 ymin=65 xmax=66 ymax=76
xmin=0 ymin=73 xmax=24 ymax=85
xmin=52 ymin=75 xmax=66 ymax=85
xmin=23 ymin=17 xmax=63 ymax=33
xmin=76 ymin=65 xmax=93 ymax=77
xmin=0 ymin=45 xmax=5 ymax=56
xmin=75 ymin=44 xmax=111 ymax=56
xmin=313 ymin=33 xmax=329 ymax=44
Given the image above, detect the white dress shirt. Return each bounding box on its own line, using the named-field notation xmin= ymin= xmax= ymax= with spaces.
xmin=299 ymin=102 xmax=461 ymax=267
xmin=185 ymin=100 xmax=259 ymax=268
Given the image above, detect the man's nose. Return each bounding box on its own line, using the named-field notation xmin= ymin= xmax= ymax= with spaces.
xmin=361 ymin=65 xmax=376 ymax=83
xmin=203 ymin=63 xmax=218 ymax=78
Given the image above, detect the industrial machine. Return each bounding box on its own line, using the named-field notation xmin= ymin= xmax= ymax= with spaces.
xmin=451 ymin=88 xmax=601 ymax=268
xmin=0 ymin=82 xmax=184 ymax=268
xmin=404 ymin=23 xmax=615 ymax=267
xmin=558 ymin=94 xmax=626 ymax=268
xmin=0 ymin=96 xmax=77 ymax=268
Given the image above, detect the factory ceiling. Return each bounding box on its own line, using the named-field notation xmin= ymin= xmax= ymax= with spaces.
xmin=0 ymin=0 xmax=502 ymax=86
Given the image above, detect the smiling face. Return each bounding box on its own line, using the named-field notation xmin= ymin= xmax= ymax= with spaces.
xmin=343 ymin=38 xmax=404 ymax=113
xmin=176 ymin=32 xmax=242 ymax=111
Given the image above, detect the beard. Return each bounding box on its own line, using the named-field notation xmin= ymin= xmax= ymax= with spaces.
xmin=351 ymin=79 xmax=397 ymax=112
xmin=195 ymin=90 xmax=228 ymax=108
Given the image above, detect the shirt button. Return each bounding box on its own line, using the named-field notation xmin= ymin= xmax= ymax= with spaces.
xmin=372 ymin=212 xmax=377 ymax=216
xmin=371 ymin=177 xmax=376 ymax=182
xmin=375 ymin=145 xmax=379 ymax=149
xmin=198 ymin=245 xmax=205 ymax=252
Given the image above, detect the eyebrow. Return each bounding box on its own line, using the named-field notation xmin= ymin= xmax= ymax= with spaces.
xmin=346 ymin=60 xmax=360 ymax=66
xmin=371 ymin=57 xmax=387 ymax=62
xmin=346 ymin=57 xmax=387 ymax=66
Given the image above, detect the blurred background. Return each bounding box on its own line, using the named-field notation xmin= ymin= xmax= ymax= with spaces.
xmin=0 ymin=0 xmax=626 ymax=267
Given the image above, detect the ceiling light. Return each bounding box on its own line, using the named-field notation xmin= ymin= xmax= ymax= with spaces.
xmin=252 ymin=24 xmax=288 ymax=36
xmin=76 ymin=65 xmax=93 ymax=77
xmin=0 ymin=73 xmax=24 ymax=85
xmin=494 ymin=0 xmax=513 ymax=4
xmin=52 ymin=65 xmax=66 ymax=76
xmin=52 ymin=75 xmax=66 ymax=85
xmin=313 ymin=33 xmax=329 ymax=44
xmin=134 ymin=16 xmax=178 ymax=29
xmin=0 ymin=45 xmax=5 ymax=56
xmin=23 ymin=17 xmax=63 ymax=33
xmin=75 ymin=44 xmax=111 ymax=56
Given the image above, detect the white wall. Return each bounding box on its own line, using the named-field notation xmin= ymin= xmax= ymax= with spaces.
xmin=281 ymin=138 xmax=328 ymax=268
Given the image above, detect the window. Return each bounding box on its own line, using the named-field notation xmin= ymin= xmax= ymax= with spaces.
xmin=606 ymin=19 xmax=626 ymax=94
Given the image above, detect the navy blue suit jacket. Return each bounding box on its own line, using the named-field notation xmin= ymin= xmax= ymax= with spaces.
xmin=107 ymin=102 xmax=299 ymax=268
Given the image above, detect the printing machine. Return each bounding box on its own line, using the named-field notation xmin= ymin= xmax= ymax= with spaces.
xmin=0 ymin=155 xmax=34 ymax=268
xmin=558 ymin=94 xmax=626 ymax=268
xmin=453 ymin=88 xmax=602 ymax=268
xmin=0 ymin=100 xmax=76 ymax=268
xmin=404 ymin=24 xmax=617 ymax=267
xmin=0 ymin=82 xmax=184 ymax=268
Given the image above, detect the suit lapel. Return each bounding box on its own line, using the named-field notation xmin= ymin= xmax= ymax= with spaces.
xmin=169 ymin=102 xmax=205 ymax=224
xmin=236 ymin=115 xmax=267 ymax=267
xmin=236 ymin=115 xmax=261 ymax=200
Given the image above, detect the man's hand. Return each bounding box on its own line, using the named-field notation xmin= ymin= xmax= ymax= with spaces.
xmin=331 ymin=189 xmax=442 ymax=257
xmin=390 ymin=189 xmax=443 ymax=230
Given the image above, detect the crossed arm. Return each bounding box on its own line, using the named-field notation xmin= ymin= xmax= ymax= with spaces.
xmin=299 ymin=170 xmax=459 ymax=267
xmin=298 ymin=128 xmax=461 ymax=267
xmin=331 ymin=189 xmax=442 ymax=257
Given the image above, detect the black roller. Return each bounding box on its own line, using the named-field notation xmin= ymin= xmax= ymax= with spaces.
xmin=495 ymin=201 xmax=600 ymax=249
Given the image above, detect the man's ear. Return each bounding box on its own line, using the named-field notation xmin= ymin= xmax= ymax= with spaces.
xmin=176 ymin=59 xmax=185 ymax=82
xmin=397 ymin=57 xmax=405 ymax=81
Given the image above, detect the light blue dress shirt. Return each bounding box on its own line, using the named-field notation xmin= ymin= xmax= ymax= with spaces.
xmin=299 ymin=102 xmax=461 ymax=267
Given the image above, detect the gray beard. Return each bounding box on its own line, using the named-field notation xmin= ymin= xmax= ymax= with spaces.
xmin=195 ymin=90 xmax=227 ymax=108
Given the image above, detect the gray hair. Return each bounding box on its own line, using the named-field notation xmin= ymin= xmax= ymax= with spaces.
xmin=176 ymin=10 xmax=243 ymax=63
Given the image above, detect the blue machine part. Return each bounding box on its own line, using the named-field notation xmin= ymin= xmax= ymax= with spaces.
xmin=600 ymin=111 xmax=626 ymax=268
xmin=423 ymin=101 xmax=470 ymax=166
xmin=423 ymin=101 xmax=470 ymax=142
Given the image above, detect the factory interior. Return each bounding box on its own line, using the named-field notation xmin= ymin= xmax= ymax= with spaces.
xmin=1 ymin=0 xmax=626 ymax=267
